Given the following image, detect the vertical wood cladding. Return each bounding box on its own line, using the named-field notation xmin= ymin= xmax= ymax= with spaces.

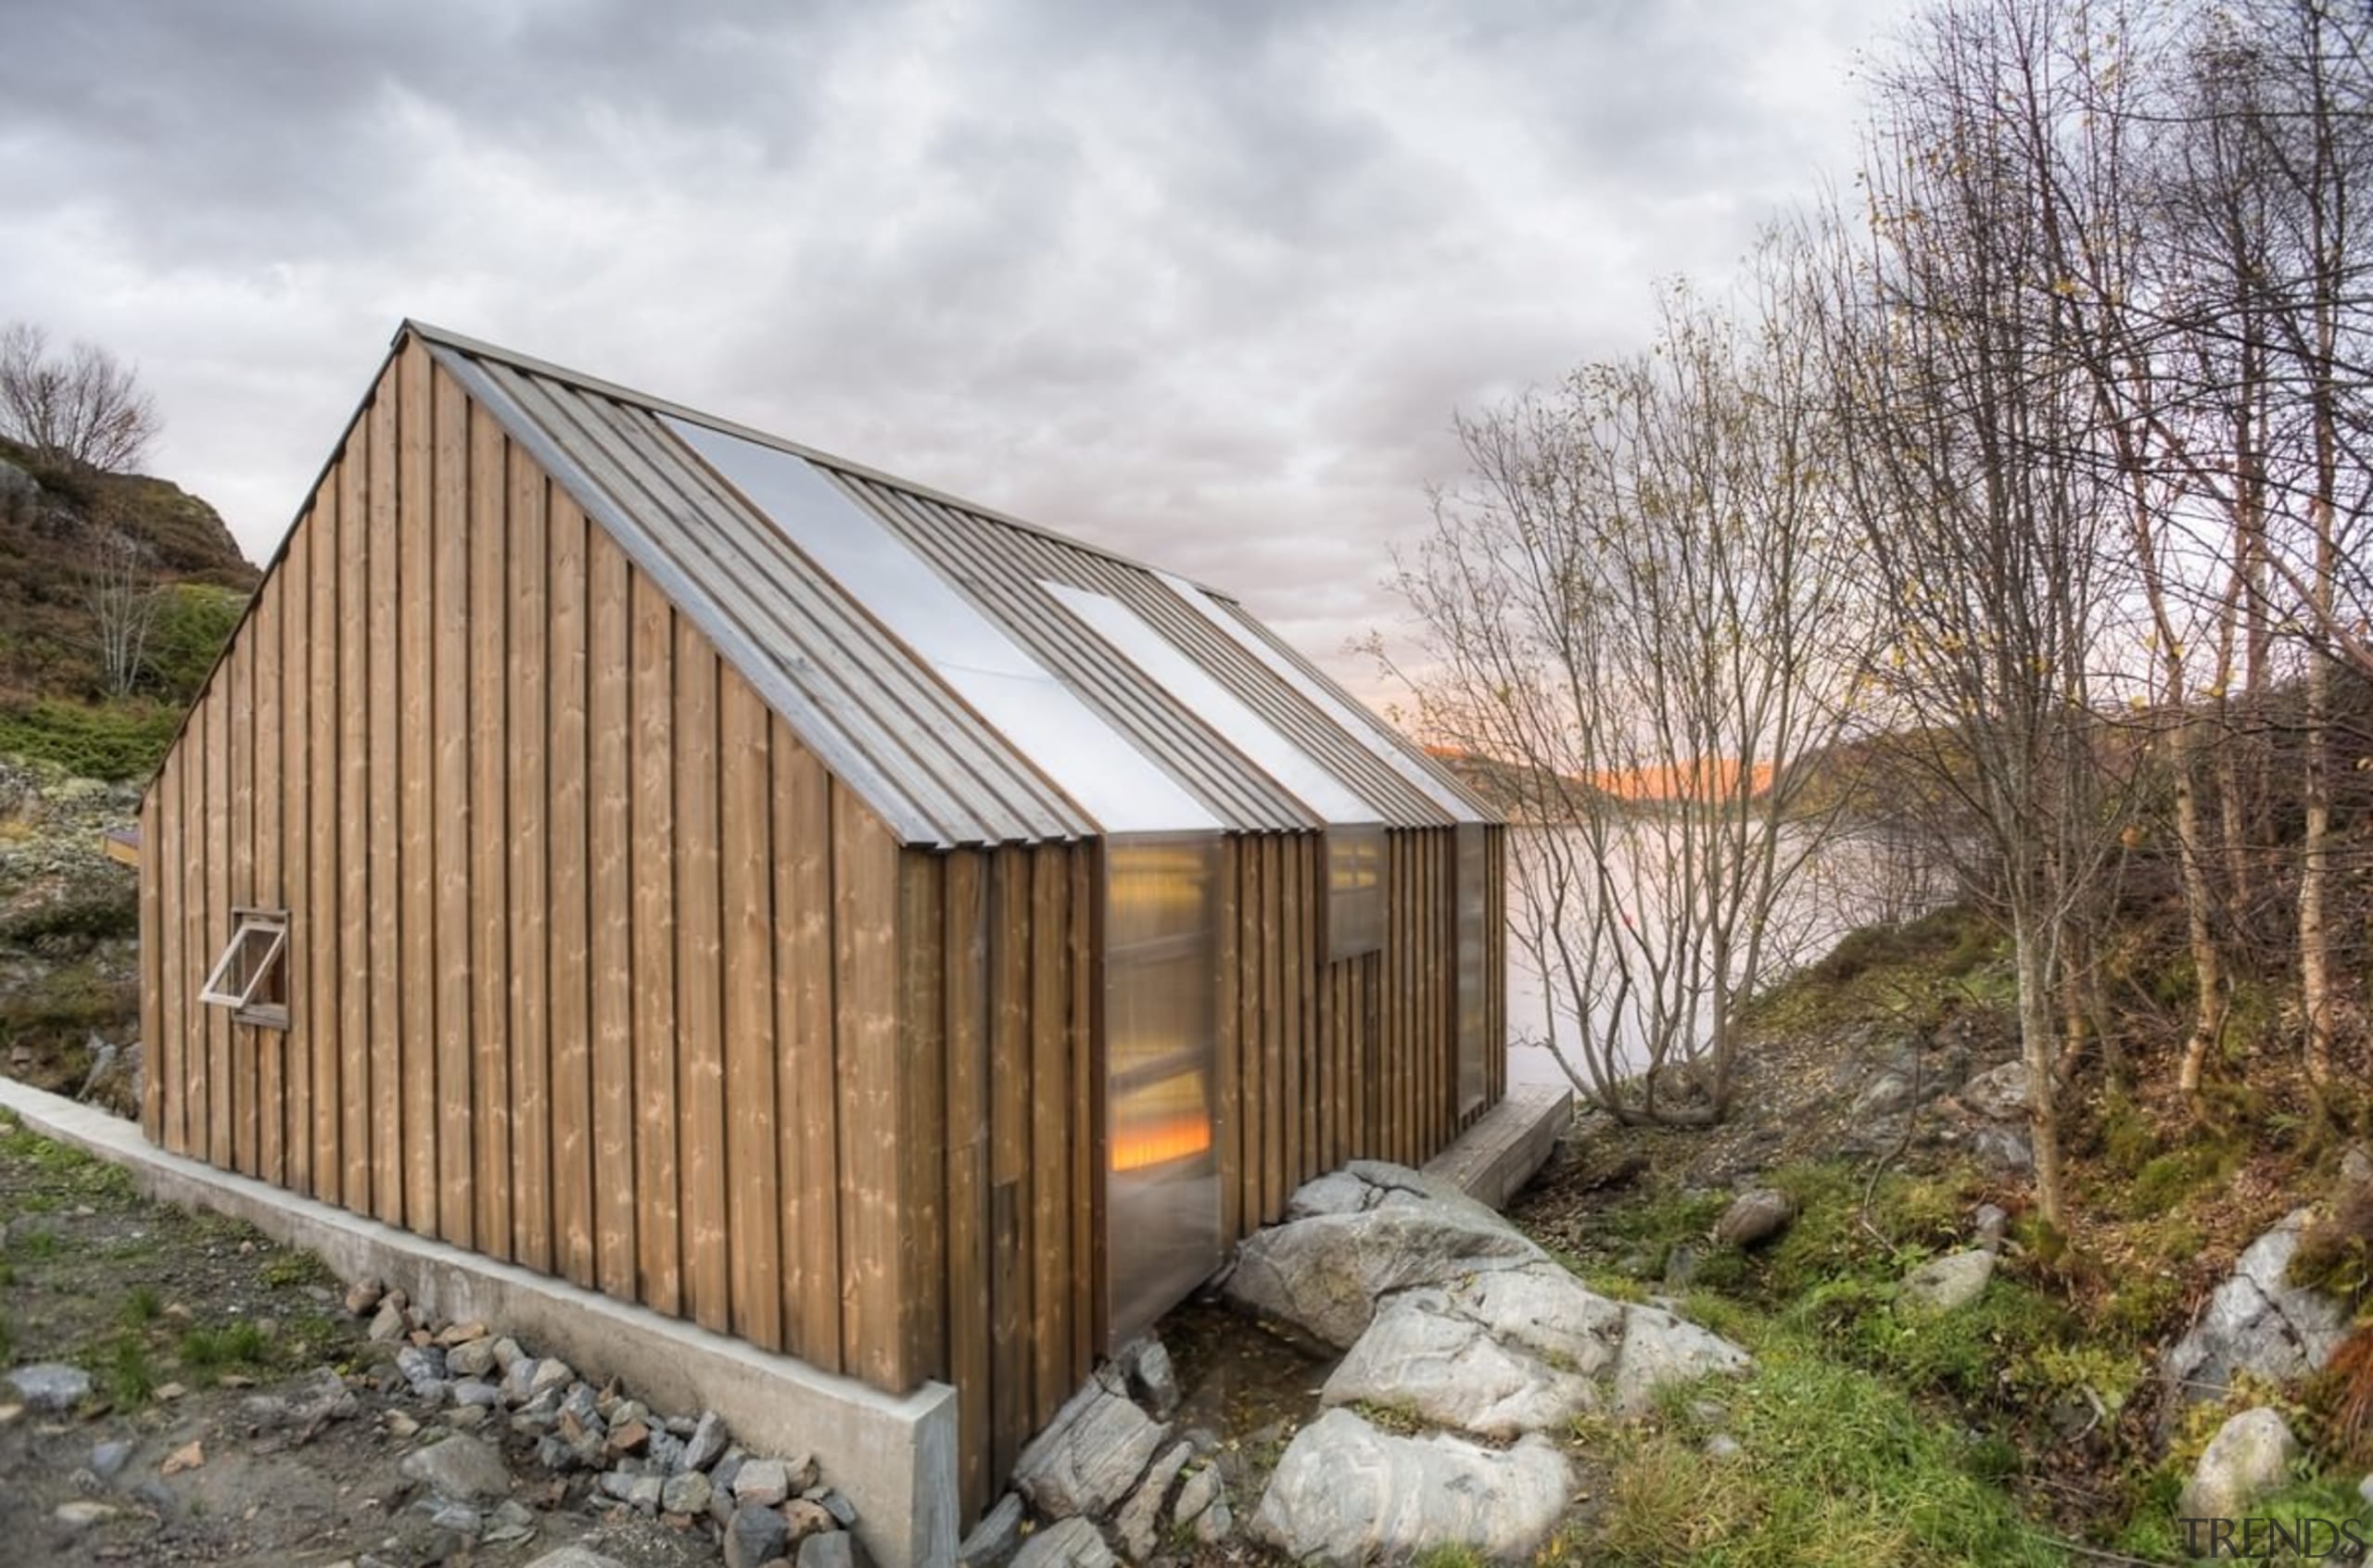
xmin=142 ymin=333 xmax=1507 ymax=1532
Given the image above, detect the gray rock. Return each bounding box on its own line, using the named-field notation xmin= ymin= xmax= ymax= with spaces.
xmin=1285 ymin=1170 xmax=1374 ymax=1220
xmin=53 ymin=1499 xmax=118 ymax=1530
xmin=429 ymin=1502 xmax=483 ymax=1535
xmin=734 ymin=1457 xmax=793 ymax=1508
xmin=452 ymin=1378 xmax=502 ymax=1409
xmin=527 ymin=1358 xmax=575 ymax=1399
xmin=1969 ymin=1125 xmax=2035 ymax=1173
xmin=1225 ymin=1199 xmax=1542 ymax=1349
xmin=2179 ymin=1408 xmax=2297 ymax=1521
xmin=627 ymin=1473 xmax=666 ymax=1513
xmin=1011 ymin=1376 xmax=1165 ymax=1518
xmin=502 ymin=1357 xmax=542 ymax=1404
xmin=1901 ymin=1249 xmax=1997 ymax=1312
xmin=396 ymin=1346 xmax=448 ymax=1393
xmin=798 ymin=1532 xmax=859 ymax=1568
xmin=1853 ymin=1071 xmax=1915 ymax=1118
xmin=1611 ymin=1305 xmax=1752 ymax=1415
xmin=1010 ymin=1517 xmax=1115 ymax=1568
xmin=368 ymin=1301 xmax=408 ymax=1342
xmin=958 ymin=1492 xmax=1026 ymax=1568
xmin=523 ymin=1550 xmax=630 ymax=1568
xmin=1705 ymin=1433 xmax=1743 ymax=1461
xmin=1959 ymin=1060 xmax=2031 ymax=1121
xmin=1713 ymin=1188 xmax=1795 ymax=1248
xmin=1250 ymin=1408 xmax=1570 ymax=1566
xmin=400 ymin=1434 xmax=513 ymax=1503
xmin=1973 ymin=1204 xmax=2010 ymax=1249
xmin=1121 ymin=1337 xmax=1180 ymax=1420
xmin=89 ymin=1438 xmax=133 ymax=1480
xmin=725 ymin=1503 xmax=793 ymax=1568
xmin=487 ymin=1498 xmax=538 ymax=1545
xmin=1321 ymin=1288 xmax=1598 ymax=1438
xmin=1194 ymin=1493 xmax=1234 ymax=1545
xmin=2163 ymin=1211 xmax=2352 ymax=1410
xmin=680 ymin=1409 xmax=728 ymax=1473
xmin=6 ymin=1362 xmax=92 ymax=1412
xmin=818 ymin=1488 xmax=859 ymax=1527
xmin=491 ymin=1336 xmax=525 ymax=1372
xmin=2341 ymin=1144 xmax=2373 ymax=1190
xmin=662 ymin=1470 xmax=713 ymax=1515
xmin=1171 ymin=1466 xmax=1221 ymax=1530
xmin=1115 ymin=1440 xmax=1194 ymax=1562
xmin=446 ymin=1337 xmax=498 ymax=1378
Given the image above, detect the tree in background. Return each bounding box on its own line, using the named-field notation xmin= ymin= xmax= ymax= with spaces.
xmin=77 ymin=525 xmax=162 ymax=701
xmin=1389 ymin=240 xmax=1871 ymax=1126
xmin=0 ymin=322 xmax=160 ymax=475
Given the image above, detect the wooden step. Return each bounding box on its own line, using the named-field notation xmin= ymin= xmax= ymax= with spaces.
xmin=1422 ymin=1082 xmax=1574 ymax=1210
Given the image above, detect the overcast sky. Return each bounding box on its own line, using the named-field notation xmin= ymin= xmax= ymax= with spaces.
xmin=0 ymin=0 xmax=1899 ymax=705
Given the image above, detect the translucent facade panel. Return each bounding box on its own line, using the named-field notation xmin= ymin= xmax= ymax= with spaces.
xmin=664 ymin=415 xmax=1222 ymax=835
xmin=1455 ymin=822 xmax=1489 ymax=1114
xmin=1105 ymin=835 xmax=1225 ymax=1349
xmin=1153 ymin=570 xmax=1488 ymax=824
xmin=1327 ymin=825 xmax=1385 ymax=961
xmin=1043 ymin=581 xmax=1382 ymax=827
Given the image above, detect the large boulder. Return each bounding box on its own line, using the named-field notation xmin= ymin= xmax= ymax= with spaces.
xmin=1251 ymin=1409 xmax=1570 ymax=1566
xmin=1321 ymin=1288 xmax=1600 ymax=1438
xmin=1714 ymin=1189 xmax=1795 ymax=1249
xmin=2163 ymin=1211 xmax=2351 ymax=1412
xmin=1225 ymin=1195 xmax=1542 ymax=1349
xmin=1900 ymin=1249 xmax=1997 ymax=1313
xmin=2179 ymin=1408 xmax=2298 ymax=1522
xmin=1611 ymin=1305 xmax=1753 ymax=1415
xmin=1958 ymin=1060 xmax=2031 ymax=1121
xmin=1010 ymin=1371 xmax=1165 ymax=1519
xmin=400 ymin=1433 xmax=513 ymax=1503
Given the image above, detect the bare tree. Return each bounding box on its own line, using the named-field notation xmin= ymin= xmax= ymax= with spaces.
xmin=0 ymin=322 xmax=161 ymax=474
xmin=79 ymin=525 xmax=162 ymax=699
xmin=1388 ymin=241 xmax=1872 ymax=1126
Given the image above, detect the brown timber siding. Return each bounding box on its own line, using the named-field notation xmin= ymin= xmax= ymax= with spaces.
xmin=138 ymin=339 xmax=1005 ymax=1396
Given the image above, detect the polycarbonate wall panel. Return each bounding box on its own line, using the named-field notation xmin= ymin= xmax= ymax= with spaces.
xmin=1044 ymin=581 xmax=1381 ymax=828
xmin=1327 ymin=825 xmax=1385 ymax=961
xmin=1455 ymin=822 xmax=1489 ymax=1114
xmin=1104 ymin=835 xmax=1225 ymax=1349
xmin=664 ymin=415 xmax=1222 ymax=836
xmin=1153 ymin=569 xmax=1489 ymax=824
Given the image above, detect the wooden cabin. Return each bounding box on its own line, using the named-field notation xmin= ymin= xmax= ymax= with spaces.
xmin=136 ymin=321 xmax=1507 ymax=1521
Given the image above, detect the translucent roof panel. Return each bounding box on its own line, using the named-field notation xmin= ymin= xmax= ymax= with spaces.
xmin=1153 ymin=570 xmax=1490 ymax=824
xmin=1043 ymin=581 xmax=1383 ymax=827
xmin=666 ymin=414 xmax=1222 ymax=835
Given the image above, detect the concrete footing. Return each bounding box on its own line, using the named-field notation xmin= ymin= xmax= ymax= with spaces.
xmin=1423 ymin=1081 xmax=1575 ymax=1209
xmin=0 ymin=1078 xmax=958 ymax=1568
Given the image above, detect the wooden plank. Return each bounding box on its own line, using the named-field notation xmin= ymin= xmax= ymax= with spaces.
xmin=209 ymin=634 xmax=233 ymax=1169
xmin=1216 ymin=839 xmax=1241 ymax=1246
xmin=138 ymin=787 xmax=162 ymax=1144
xmin=182 ymin=711 xmax=207 ymax=1161
xmin=282 ymin=523 xmax=311 ymax=1195
xmin=942 ymin=851 xmax=991 ymax=1519
xmin=468 ymin=406 xmax=512 ymax=1257
xmin=720 ymin=670 xmax=780 ymax=1348
xmin=151 ymin=760 xmax=178 ymax=1151
xmin=1068 ymin=847 xmax=1097 ymax=1365
xmin=311 ymin=472 xmax=344 ymax=1203
xmin=772 ymin=721 xmax=835 ymax=1366
xmin=548 ymin=492 xmax=593 ymax=1288
xmin=252 ymin=578 xmax=281 ymax=1185
xmin=898 ymin=854 xmax=946 ymax=1382
xmin=432 ymin=364 xmax=474 ymax=1248
xmin=228 ymin=624 xmax=253 ymax=1175
xmin=507 ymin=446 xmax=552 ymax=1271
xmin=367 ymin=375 xmax=402 ymax=1224
xmin=1260 ymin=835 xmax=1284 ymax=1219
xmin=399 ymin=340 xmax=438 ymax=1233
xmin=340 ymin=432 xmax=373 ymax=1208
xmin=1027 ymin=848 xmax=1071 ymax=1420
xmin=986 ymin=846 xmax=1032 ymax=1476
xmin=675 ymin=626 xmax=728 ymax=1334
xmin=833 ymin=787 xmax=907 ymax=1388
xmin=630 ymin=573 xmax=680 ymax=1316
xmin=588 ymin=529 xmax=635 ymax=1300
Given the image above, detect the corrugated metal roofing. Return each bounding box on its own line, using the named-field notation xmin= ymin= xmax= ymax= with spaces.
xmin=412 ymin=321 xmax=1494 ymax=847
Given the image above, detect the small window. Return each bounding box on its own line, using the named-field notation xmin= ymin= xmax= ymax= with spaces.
xmin=199 ymin=909 xmax=289 ymax=1027
xmin=1327 ymin=826 xmax=1385 ymax=961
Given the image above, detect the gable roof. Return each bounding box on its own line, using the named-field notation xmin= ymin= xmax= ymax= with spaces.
xmin=417 ymin=321 xmax=1493 ymax=847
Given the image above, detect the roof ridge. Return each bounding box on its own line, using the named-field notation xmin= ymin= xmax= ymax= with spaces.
xmin=400 ymin=319 xmax=1233 ymax=601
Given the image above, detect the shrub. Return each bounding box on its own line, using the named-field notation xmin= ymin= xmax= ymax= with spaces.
xmin=0 ymin=697 xmax=178 ymax=780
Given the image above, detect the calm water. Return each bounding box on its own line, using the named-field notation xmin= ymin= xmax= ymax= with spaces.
xmin=1501 ymin=824 xmax=1942 ymax=1091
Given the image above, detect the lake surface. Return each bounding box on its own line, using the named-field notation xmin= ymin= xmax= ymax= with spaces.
xmin=1501 ymin=823 xmax=1944 ymax=1092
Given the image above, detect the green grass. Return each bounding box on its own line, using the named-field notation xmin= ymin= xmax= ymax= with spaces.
xmin=98 ymin=1331 xmax=157 ymax=1407
xmin=123 ymin=1285 xmax=161 ymax=1326
xmin=177 ymin=1319 xmax=269 ymax=1381
xmin=0 ymin=697 xmax=180 ymax=781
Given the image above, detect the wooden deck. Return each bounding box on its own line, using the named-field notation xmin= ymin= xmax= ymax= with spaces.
xmin=1422 ymin=1081 xmax=1573 ymax=1209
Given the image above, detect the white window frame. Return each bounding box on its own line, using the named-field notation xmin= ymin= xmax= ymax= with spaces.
xmin=199 ymin=908 xmax=289 ymax=1027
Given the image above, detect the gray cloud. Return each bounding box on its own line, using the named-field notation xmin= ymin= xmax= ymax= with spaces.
xmin=0 ymin=0 xmax=1896 ymax=703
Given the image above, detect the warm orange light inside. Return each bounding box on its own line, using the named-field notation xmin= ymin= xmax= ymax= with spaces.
xmin=1112 ymin=1116 xmax=1213 ymax=1172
